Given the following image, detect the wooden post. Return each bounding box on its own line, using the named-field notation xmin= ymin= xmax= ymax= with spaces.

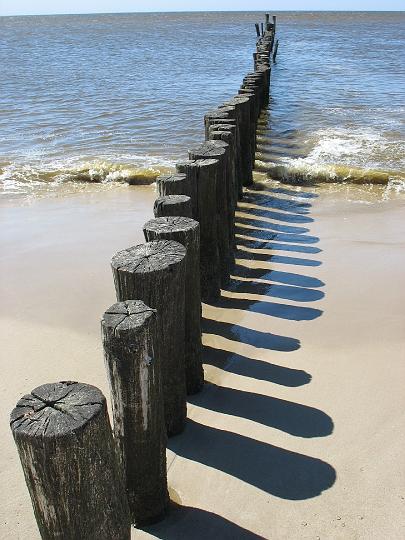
xmin=143 ymin=217 xmax=204 ymax=394
xmin=204 ymin=107 xmax=235 ymax=140
xmin=261 ymin=22 xmax=264 ymax=36
xmin=10 ymin=382 xmax=130 ymax=540
xmin=237 ymin=89 xmax=258 ymax=156
xmin=156 ymin=173 xmax=192 ymax=199
xmin=154 ymin=195 xmax=192 ymax=218
xmin=265 ymin=13 xmax=270 ymax=29
xmin=255 ymin=23 xmax=260 ymax=37
xmin=189 ymin=141 xmax=231 ymax=286
xmin=273 ymin=39 xmax=279 ymax=62
xmin=209 ymin=126 xmax=237 ymax=253
xmin=111 ymin=240 xmax=187 ymax=436
xmin=101 ymin=301 xmax=168 ymax=526
xmin=273 ymin=15 xmax=277 ymax=32
xmin=223 ymin=95 xmax=253 ymax=187
xmin=205 ymin=108 xmax=243 ymax=200
xmin=209 ymin=124 xmax=237 ymax=208
xmin=177 ymin=158 xmax=220 ymax=303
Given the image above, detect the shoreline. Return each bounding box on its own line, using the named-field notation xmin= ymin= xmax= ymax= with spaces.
xmin=1 ymin=182 xmax=404 ymax=538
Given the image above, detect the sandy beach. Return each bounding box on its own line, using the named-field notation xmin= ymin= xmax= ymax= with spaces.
xmin=1 ymin=182 xmax=404 ymax=539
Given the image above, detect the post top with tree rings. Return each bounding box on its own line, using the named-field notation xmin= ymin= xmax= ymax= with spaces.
xmin=154 ymin=194 xmax=192 ymax=218
xmin=226 ymin=96 xmax=250 ymax=106
xmin=10 ymin=382 xmax=105 ymax=440
xmin=238 ymin=89 xmax=255 ymax=96
xmin=176 ymin=159 xmax=197 ymax=170
xmin=193 ymin=158 xmax=219 ymax=169
xmin=206 ymin=139 xmax=229 ymax=150
xmin=155 ymin=194 xmax=190 ymax=205
xmin=205 ymin=107 xmax=234 ymax=119
xmin=210 ymin=129 xmax=233 ymax=140
xmin=208 ymin=120 xmax=237 ymax=129
xmin=144 ymin=216 xmax=199 ymax=236
xmin=102 ymin=300 xmax=156 ymax=336
xmin=112 ymin=240 xmax=186 ymax=275
xmin=210 ymin=123 xmax=236 ymax=133
xmin=156 ymin=173 xmax=187 ymax=183
xmin=245 ymin=71 xmax=263 ymax=78
xmin=189 ymin=142 xmax=226 ymax=159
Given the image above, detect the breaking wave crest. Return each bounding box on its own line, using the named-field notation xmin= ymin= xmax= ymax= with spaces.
xmin=254 ymin=160 xmax=405 ymax=187
xmin=0 ymin=155 xmax=176 ymax=196
xmin=254 ymin=126 xmax=405 ymax=192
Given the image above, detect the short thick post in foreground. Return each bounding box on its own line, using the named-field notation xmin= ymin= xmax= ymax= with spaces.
xmin=10 ymin=382 xmax=130 ymax=540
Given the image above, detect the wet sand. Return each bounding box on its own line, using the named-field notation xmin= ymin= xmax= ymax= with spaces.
xmin=1 ymin=183 xmax=404 ymax=539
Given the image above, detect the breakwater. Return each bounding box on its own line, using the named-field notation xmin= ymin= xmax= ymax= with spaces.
xmin=10 ymin=13 xmax=277 ymax=537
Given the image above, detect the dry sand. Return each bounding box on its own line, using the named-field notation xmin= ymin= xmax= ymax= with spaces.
xmin=1 ymin=182 xmax=404 ymax=539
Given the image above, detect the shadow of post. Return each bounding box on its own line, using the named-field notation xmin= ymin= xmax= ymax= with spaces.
xmin=168 ymin=420 xmax=336 ymax=500
xmin=144 ymin=501 xmax=265 ymax=539
xmin=158 ymin=186 xmax=336 ymax=536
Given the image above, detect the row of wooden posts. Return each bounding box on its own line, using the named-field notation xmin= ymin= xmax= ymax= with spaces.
xmin=10 ymin=15 xmax=278 ymax=540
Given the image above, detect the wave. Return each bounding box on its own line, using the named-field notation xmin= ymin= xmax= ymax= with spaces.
xmin=254 ymin=126 xmax=405 ymax=190
xmin=0 ymin=155 xmax=176 ymax=195
xmin=254 ymin=160 xmax=405 ymax=186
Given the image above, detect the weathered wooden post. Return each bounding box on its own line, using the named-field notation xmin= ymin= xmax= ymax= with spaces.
xmin=101 ymin=301 xmax=168 ymax=526
xmin=143 ymin=217 xmax=203 ymax=394
xmin=205 ymin=108 xmax=243 ymax=199
xmin=204 ymin=106 xmax=235 ymax=140
xmin=240 ymin=82 xmax=260 ymax=121
xmin=176 ymin=158 xmax=220 ymax=302
xmin=260 ymin=22 xmax=264 ymax=36
xmin=209 ymin=126 xmax=237 ymax=252
xmin=10 ymin=381 xmax=130 ymax=540
xmin=188 ymin=141 xmax=231 ymax=286
xmin=255 ymin=23 xmax=260 ymax=37
xmin=273 ymin=39 xmax=279 ymax=62
xmin=156 ymin=173 xmax=192 ymax=200
xmin=154 ymin=194 xmax=192 ymax=218
xmin=237 ymin=89 xmax=258 ymax=159
xmin=209 ymin=124 xmax=237 ymax=205
xmin=111 ymin=240 xmax=187 ymax=436
xmin=223 ymin=96 xmax=253 ymax=186
xmin=257 ymin=65 xmax=271 ymax=107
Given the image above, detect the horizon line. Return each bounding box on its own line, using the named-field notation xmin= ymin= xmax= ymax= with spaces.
xmin=1 ymin=9 xmax=405 ymax=18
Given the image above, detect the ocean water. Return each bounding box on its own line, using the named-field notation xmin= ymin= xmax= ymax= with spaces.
xmin=0 ymin=11 xmax=404 ymax=199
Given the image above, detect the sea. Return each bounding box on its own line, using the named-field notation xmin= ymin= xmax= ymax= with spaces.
xmin=1 ymin=11 xmax=404 ymax=200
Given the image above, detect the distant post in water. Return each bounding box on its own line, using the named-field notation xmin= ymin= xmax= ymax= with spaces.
xmin=101 ymin=300 xmax=169 ymax=526
xmin=143 ymin=217 xmax=204 ymax=394
xmin=273 ymin=39 xmax=279 ymax=62
xmin=10 ymin=382 xmax=130 ymax=540
xmin=111 ymin=240 xmax=187 ymax=436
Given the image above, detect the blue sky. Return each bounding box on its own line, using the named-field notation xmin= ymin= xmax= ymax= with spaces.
xmin=0 ymin=1 xmax=403 ymax=16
